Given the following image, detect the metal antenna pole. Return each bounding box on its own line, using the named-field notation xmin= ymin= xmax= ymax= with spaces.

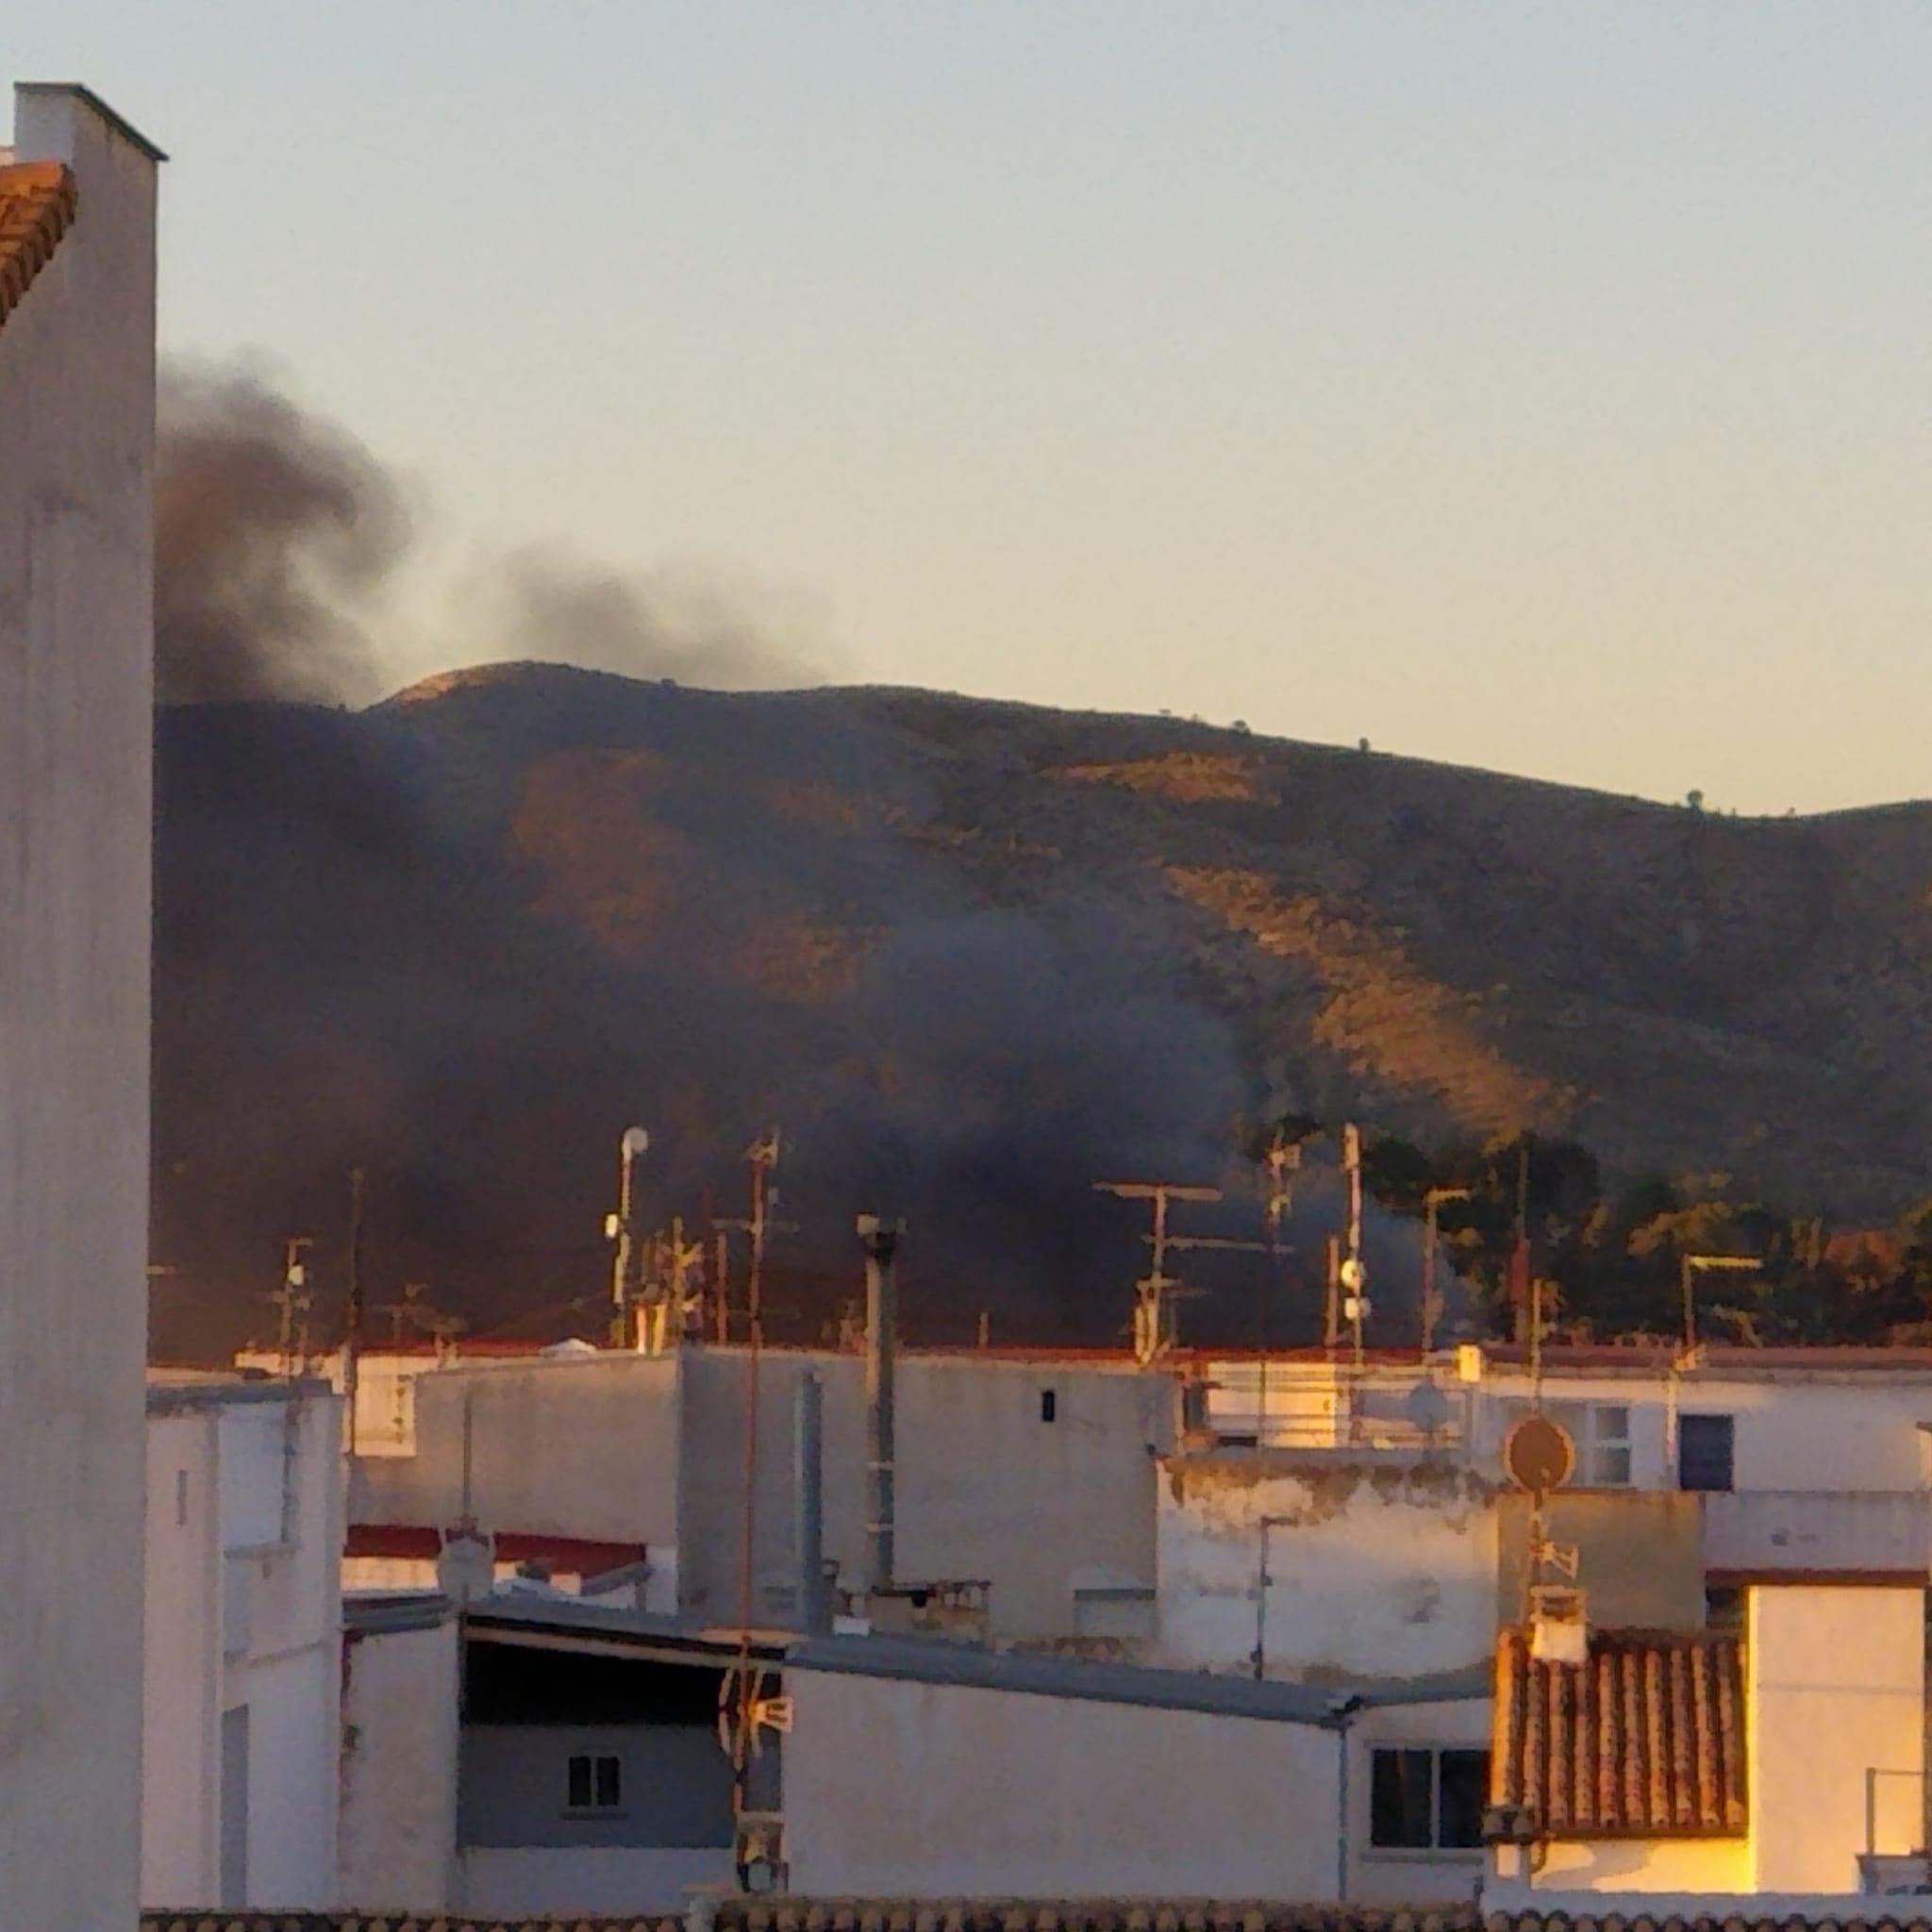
xmin=274 ymin=1238 xmax=314 ymax=1378
xmin=1258 ymin=1133 xmax=1302 ymax=1451
xmin=1094 ymin=1181 xmax=1230 ymax=1362
xmin=731 ymin=1129 xmax=782 ymax=1822
xmin=607 ymin=1126 xmax=650 ymax=1349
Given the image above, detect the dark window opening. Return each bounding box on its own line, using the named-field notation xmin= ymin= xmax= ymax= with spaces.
xmin=1372 ymin=1748 xmax=1433 ymax=1848
xmin=1041 ymin=1390 xmax=1057 ymax=1424
xmin=1371 ymin=1745 xmax=1491 ymax=1851
xmin=1437 ymin=1750 xmax=1488 ymax=1849
xmin=1679 ymin=1413 xmax=1736 ymax=1492
xmin=1706 ymin=1584 xmax=1743 ymax=1631
xmin=566 ymin=1752 xmax=624 ymax=1813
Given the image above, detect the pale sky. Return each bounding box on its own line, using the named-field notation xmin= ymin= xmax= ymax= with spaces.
xmin=15 ymin=4 xmax=1930 ymax=813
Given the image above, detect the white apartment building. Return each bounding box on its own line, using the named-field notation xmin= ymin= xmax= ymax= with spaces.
xmin=1198 ymin=1343 xmax=1932 ymax=1582
xmin=144 ymin=1377 xmax=347 ymax=1911
xmin=0 ymin=78 xmax=160 ymax=1932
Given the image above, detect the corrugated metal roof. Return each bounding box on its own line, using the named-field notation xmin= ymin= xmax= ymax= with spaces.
xmin=1491 ymin=1625 xmax=1747 ymax=1839
xmin=788 ymin=1631 xmax=1490 ymax=1726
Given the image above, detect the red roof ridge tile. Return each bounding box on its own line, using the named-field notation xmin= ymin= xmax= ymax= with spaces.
xmin=1492 ymin=1623 xmax=1747 ymax=1840
xmin=0 ymin=159 xmax=76 ymax=332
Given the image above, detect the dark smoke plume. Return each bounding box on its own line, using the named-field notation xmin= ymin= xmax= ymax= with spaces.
xmin=149 ymin=363 xmax=1327 ymax=1360
xmin=156 ymin=367 xmax=410 ymax=707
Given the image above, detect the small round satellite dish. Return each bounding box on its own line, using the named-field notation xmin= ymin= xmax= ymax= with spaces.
xmin=1404 ymin=1379 xmax=1454 ymax=1434
xmin=1503 ymin=1413 xmax=1574 ymax=1493
xmin=1339 ymin=1258 xmax=1364 ymax=1291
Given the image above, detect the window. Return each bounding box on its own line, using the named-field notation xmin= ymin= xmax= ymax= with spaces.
xmin=1501 ymin=1400 xmax=1632 ymax=1487
xmin=1370 ymin=1746 xmax=1490 ymax=1851
xmin=566 ymin=1753 xmax=624 ymax=1813
xmin=1040 ymin=1389 xmax=1058 ymax=1424
xmin=1678 ymin=1413 xmax=1736 ymax=1492
xmin=1705 ymin=1585 xmax=1742 ymax=1632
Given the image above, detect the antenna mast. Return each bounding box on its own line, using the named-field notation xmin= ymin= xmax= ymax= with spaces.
xmin=1257 ymin=1131 xmax=1304 ymax=1450
xmin=271 ymin=1238 xmax=315 ymax=1378
xmin=606 ymin=1126 xmax=651 ymax=1350
xmin=728 ymin=1130 xmax=783 ymax=1821
xmin=1340 ymin=1124 xmax=1370 ymax=1372
xmin=1093 ymin=1180 xmax=1241 ymax=1363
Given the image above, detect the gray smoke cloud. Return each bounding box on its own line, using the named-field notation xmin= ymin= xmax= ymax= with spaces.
xmin=156 ymin=363 xmax=836 ymax=706
xmin=152 ymin=361 xmax=1396 ymax=1359
xmin=475 ymin=550 xmax=841 ymax=692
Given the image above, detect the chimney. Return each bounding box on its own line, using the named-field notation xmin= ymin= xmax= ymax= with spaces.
xmin=793 ymin=1371 xmax=827 ymax=1632
xmin=857 ymin=1214 xmax=903 ymax=1597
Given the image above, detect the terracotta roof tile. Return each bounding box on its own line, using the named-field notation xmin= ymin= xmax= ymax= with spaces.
xmin=0 ymin=160 xmax=76 ymax=332
xmin=1491 ymin=1625 xmax=1747 ymax=1839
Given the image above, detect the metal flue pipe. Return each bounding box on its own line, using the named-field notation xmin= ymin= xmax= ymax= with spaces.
xmin=794 ymin=1371 xmax=827 ymax=1632
xmin=857 ymin=1214 xmax=904 ymax=1597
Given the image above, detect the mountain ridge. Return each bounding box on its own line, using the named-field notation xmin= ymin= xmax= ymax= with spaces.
xmin=151 ymin=663 xmax=1932 ymax=1357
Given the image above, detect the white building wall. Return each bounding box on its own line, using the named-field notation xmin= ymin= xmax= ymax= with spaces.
xmin=339 ymin=1619 xmax=460 ymax=1911
xmin=147 ymin=1384 xmax=345 ymax=1909
xmin=0 ymin=79 xmax=158 ymax=1932
xmin=679 ymin=1349 xmax=1174 ymax=1638
xmin=458 ymin=1847 xmax=733 ymax=1915
xmin=1469 ymin=1366 xmax=1932 ymax=1495
xmin=353 ymin=1352 xmax=682 ymax=1549
xmin=361 ymin=1348 xmax=1169 ymax=1641
xmin=143 ymin=1411 xmax=224 ymax=1907
xmin=1749 ymin=1584 xmax=1926 ymax=1894
xmin=1157 ymin=1457 xmax=1497 ymax=1680
xmin=220 ymin=1391 xmax=346 ymax=1909
xmin=783 ymin=1669 xmax=1341 ymax=1899
xmin=237 ymin=1344 xmax=466 ymax=1457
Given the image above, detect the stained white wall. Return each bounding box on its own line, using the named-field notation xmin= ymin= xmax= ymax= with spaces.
xmin=0 ymin=80 xmax=158 ymax=1932
xmin=783 ymin=1668 xmax=1341 ymax=1899
xmin=142 ymin=1411 xmax=224 ymax=1906
xmin=1749 ymin=1584 xmax=1926 ymax=1893
xmin=339 ymin=1619 xmax=460 ymax=1911
xmin=1157 ymin=1456 xmax=1498 ymax=1680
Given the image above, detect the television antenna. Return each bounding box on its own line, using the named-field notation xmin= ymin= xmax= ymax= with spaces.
xmin=1094 ymin=1180 xmax=1264 ymax=1363
xmin=1503 ymin=1410 xmax=1584 ymax=1657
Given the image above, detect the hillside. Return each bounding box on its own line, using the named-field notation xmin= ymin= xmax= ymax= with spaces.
xmin=151 ymin=665 xmax=1932 ymax=1358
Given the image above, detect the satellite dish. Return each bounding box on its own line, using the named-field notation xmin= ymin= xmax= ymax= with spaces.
xmin=1503 ymin=1413 xmax=1574 ymax=1494
xmin=1339 ymin=1258 xmax=1365 ymax=1291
